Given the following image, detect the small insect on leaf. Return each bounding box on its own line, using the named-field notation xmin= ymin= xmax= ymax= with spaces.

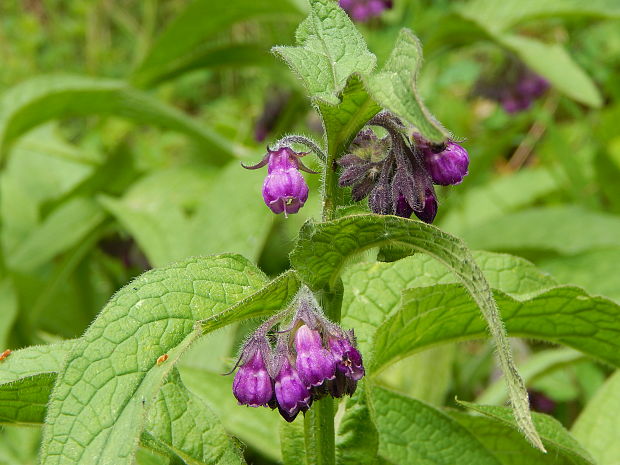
xmin=0 ymin=349 xmax=11 ymax=362
xmin=156 ymin=354 xmax=169 ymax=366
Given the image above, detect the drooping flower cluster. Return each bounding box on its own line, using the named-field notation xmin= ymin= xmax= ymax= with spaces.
xmin=231 ymin=291 xmax=364 ymax=422
xmin=474 ymin=61 xmax=549 ymax=114
xmin=500 ymin=71 xmax=549 ymax=114
xmin=338 ymin=0 xmax=393 ymax=22
xmin=242 ymin=147 xmax=316 ymax=216
xmin=337 ymin=112 xmax=469 ymax=223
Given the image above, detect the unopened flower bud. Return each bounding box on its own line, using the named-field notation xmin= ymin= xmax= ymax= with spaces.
xmin=295 ymin=325 xmax=336 ymax=387
xmin=414 ymin=189 xmax=438 ymax=224
xmin=232 ymin=346 xmax=273 ymax=407
xmin=423 ymin=142 xmax=469 ymax=186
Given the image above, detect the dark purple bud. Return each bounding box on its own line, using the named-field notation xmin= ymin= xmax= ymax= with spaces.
xmin=517 ymin=74 xmax=549 ymax=99
xmin=295 ymin=325 xmax=336 ymax=388
xmin=338 ymin=161 xmax=372 ymax=187
xmin=328 ymin=336 xmax=365 ymax=381
xmin=423 ymin=142 xmax=469 ymax=186
xmin=329 ymin=371 xmax=359 ymax=398
xmin=351 ymin=176 xmax=376 ymax=202
xmin=232 ymin=348 xmax=273 ymax=407
xmin=275 ymin=357 xmax=312 ymax=421
xmin=262 ymin=168 xmax=309 ymax=215
xmin=414 ymin=189 xmax=438 ymax=224
xmin=501 ymin=94 xmax=532 ymax=114
xmin=368 ymin=181 xmax=392 ymax=215
xmin=395 ymin=194 xmax=414 ymax=218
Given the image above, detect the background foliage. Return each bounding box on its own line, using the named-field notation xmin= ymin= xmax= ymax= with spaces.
xmin=0 ymin=0 xmax=619 ymax=464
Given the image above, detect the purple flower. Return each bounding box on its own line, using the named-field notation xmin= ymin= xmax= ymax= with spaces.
xmin=242 ymin=147 xmax=316 ymax=216
xmin=422 ymin=141 xmax=469 ymax=186
xmin=329 ymin=336 xmax=365 ymax=381
xmin=414 ymin=189 xmax=438 ymax=224
xmin=275 ymin=357 xmax=312 ymax=422
xmin=339 ymin=0 xmax=392 ymax=22
xmin=295 ymin=325 xmax=336 ymax=387
xmin=262 ymin=169 xmax=309 ymax=215
xmin=232 ymin=345 xmax=273 ymax=407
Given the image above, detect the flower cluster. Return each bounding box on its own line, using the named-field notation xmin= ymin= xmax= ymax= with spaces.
xmin=474 ymin=62 xmax=549 ymax=114
xmin=500 ymin=71 xmax=549 ymax=114
xmin=231 ymin=292 xmax=364 ymax=422
xmin=338 ymin=0 xmax=393 ymax=22
xmin=337 ymin=112 xmax=469 ymax=223
xmin=242 ymin=147 xmax=317 ymax=216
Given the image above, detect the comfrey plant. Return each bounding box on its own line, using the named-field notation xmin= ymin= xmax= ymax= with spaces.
xmin=13 ymin=1 xmax=582 ymax=464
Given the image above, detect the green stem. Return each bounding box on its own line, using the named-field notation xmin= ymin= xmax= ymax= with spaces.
xmin=304 ymin=398 xmax=336 ymax=465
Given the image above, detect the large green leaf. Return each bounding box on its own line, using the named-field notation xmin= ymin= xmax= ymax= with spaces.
xmin=457 ymin=0 xmax=620 ymax=34
xmin=180 ymin=366 xmax=281 ymax=462
xmin=0 ymin=75 xmax=237 ymax=164
xmin=290 ymin=214 xmax=544 ymax=450
xmin=458 ymin=402 xmax=594 ymax=465
xmin=459 ymin=206 xmax=620 ymax=254
xmin=371 ymin=387 xmax=500 ymax=465
xmin=341 ymin=250 xmax=556 ymax=355
xmin=273 ymin=0 xmax=376 ymax=105
xmin=372 ymin=283 xmax=620 ymax=373
xmin=366 ymin=29 xmax=450 ymax=142
xmin=133 ymin=0 xmax=301 ymax=87
xmin=7 ymin=196 xmax=106 ymax=273
xmin=39 ymin=255 xmax=267 ymax=465
xmin=144 ymin=369 xmax=243 ymax=465
xmin=499 ymin=35 xmax=602 ymax=108
xmin=572 ymin=371 xmax=620 ymax=465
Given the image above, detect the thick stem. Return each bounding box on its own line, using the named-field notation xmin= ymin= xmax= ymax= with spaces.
xmin=303 ymin=398 xmax=336 ymax=465
xmin=322 ymin=157 xmax=341 ymax=222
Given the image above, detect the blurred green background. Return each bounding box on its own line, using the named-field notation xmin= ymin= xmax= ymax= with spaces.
xmin=0 ymin=0 xmax=619 ymax=463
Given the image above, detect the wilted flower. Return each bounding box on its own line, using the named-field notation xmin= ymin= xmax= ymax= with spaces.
xmin=242 ymin=147 xmax=317 ymax=216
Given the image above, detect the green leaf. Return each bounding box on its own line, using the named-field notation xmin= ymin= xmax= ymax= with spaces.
xmin=290 ymin=214 xmax=544 ymax=450
xmin=317 ymin=74 xmax=382 ymax=162
xmin=498 ymin=35 xmax=602 ymax=108
xmin=459 ymin=206 xmax=620 ymax=255
xmin=179 ymin=366 xmax=281 ymax=462
xmin=457 ymin=0 xmax=620 ymax=34
xmin=142 ymin=43 xmax=274 ymax=87
xmin=7 ymin=197 xmax=106 ymax=273
xmin=366 ymin=29 xmax=450 ymax=142
xmin=539 ymin=248 xmax=620 ymax=302
xmin=341 ymin=250 xmax=556 ymax=355
xmin=144 ymin=369 xmax=243 ymax=465
xmin=476 ymin=348 xmax=584 ymax=405
xmin=572 ymin=370 xmax=620 ymax=465
xmin=0 ymin=75 xmax=237 ymax=164
xmin=134 ymin=0 xmax=301 ymax=87
xmin=371 ymin=387 xmax=501 ymax=465
xmin=335 ymin=381 xmax=378 ymax=465
xmin=371 ymin=283 xmax=620 ymax=373
xmin=40 ymin=255 xmax=267 ymax=465
xmin=439 ymin=167 xmax=561 ymax=235
xmin=458 ymin=402 xmax=595 ymax=465
xmin=273 ymin=0 xmax=376 ymax=105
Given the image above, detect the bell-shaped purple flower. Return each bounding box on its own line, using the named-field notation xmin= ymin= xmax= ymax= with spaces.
xmin=295 ymin=325 xmax=336 ymax=388
xmin=232 ymin=347 xmax=273 ymax=408
xmin=275 ymin=357 xmax=312 ymax=422
xmin=262 ymin=169 xmax=309 ymax=215
xmin=243 ymin=147 xmax=316 ymax=216
xmin=423 ymin=141 xmax=469 ymax=186
xmin=328 ymin=336 xmax=365 ymax=381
